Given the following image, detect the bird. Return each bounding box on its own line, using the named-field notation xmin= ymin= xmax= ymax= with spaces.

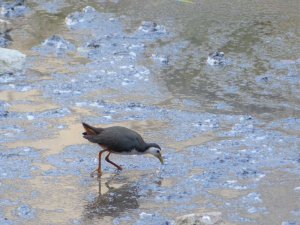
xmin=82 ymin=122 xmax=164 ymax=176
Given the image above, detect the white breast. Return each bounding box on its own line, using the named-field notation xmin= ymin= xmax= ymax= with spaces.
xmin=113 ymin=149 xmax=144 ymax=155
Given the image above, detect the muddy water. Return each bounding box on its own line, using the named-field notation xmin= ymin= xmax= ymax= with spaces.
xmin=1 ymin=0 xmax=300 ymax=225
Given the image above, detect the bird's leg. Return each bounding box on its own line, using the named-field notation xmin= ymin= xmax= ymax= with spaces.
xmin=105 ymin=152 xmax=123 ymax=171
xmin=91 ymin=149 xmax=108 ymax=177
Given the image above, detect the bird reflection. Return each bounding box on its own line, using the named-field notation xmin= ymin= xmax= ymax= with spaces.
xmin=83 ymin=175 xmax=140 ymax=221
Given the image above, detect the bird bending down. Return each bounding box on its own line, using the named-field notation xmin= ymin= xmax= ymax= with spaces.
xmin=82 ymin=122 xmax=164 ymax=176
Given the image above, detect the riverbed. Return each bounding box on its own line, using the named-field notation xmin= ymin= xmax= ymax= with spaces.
xmin=0 ymin=0 xmax=300 ymax=224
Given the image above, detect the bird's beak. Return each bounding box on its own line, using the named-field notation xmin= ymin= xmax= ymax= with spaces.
xmin=157 ymin=154 xmax=164 ymax=164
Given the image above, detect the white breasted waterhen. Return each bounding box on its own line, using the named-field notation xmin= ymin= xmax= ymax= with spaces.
xmin=82 ymin=122 xmax=164 ymax=176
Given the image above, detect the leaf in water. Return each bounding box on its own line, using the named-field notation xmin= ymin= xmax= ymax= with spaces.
xmin=176 ymin=0 xmax=194 ymax=4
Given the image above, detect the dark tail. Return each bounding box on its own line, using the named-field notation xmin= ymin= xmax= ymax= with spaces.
xmin=82 ymin=122 xmax=104 ymax=135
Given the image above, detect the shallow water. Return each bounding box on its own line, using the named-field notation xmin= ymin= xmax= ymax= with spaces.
xmin=1 ymin=0 xmax=300 ymax=224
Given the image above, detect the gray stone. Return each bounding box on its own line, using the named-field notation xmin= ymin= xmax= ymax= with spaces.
xmin=16 ymin=204 xmax=35 ymax=219
xmin=0 ymin=0 xmax=27 ymax=18
xmin=207 ymin=52 xmax=225 ymax=66
xmin=65 ymin=6 xmax=96 ymax=27
xmin=42 ymin=35 xmax=74 ymax=50
xmin=282 ymin=222 xmax=298 ymax=225
xmin=0 ymin=19 xmax=11 ymax=33
xmin=0 ymin=47 xmax=26 ymax=74
xmin=138 ymin=21 xmax=166 ymax=34
xmin=175 ymin=212 xmax=225 ymax=225
xmin=0 ymin=19 xmax=12 ymax=47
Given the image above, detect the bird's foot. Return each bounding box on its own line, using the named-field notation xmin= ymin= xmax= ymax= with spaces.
xmin=114 ymin=166 xmax=123 ymax=174
xmin=90 ymin=168 xmax=102 ymax=177
xmin=117 ymin=166 xmax=123 ymax=171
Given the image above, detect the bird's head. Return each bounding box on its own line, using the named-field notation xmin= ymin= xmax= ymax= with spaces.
xmin=145 ymin=143 xmax=164 ymax=164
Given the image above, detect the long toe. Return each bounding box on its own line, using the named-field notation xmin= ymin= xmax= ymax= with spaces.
xmin=115 ymin=165 xmax=122 ymax=170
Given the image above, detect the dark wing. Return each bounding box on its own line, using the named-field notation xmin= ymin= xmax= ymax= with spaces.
xmin=83 ymin=126 xmax=147 ymax=153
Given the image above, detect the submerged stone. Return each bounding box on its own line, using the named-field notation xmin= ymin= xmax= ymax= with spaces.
xmin=42 ymin=35 xmax=75 ymax=50
xmin=0 ymin=47 xmax=26 ymax=74
xmin=16 ymin=204 xmax=35 ymax=219
xmin=65 ymin=6 xmax=97 ymax=27
xmin=0 ymin=110 xmax=8 ymax=117
xmin=32 ymin=35 xmax=75 ymax=55
xmin=0 ymin=27 xmax=12 ymax=47
xmin=138 ymin=21 xmax=166 ymax=34
xmin=152 ymin=53 xmax=169 ymax=65
xmin=0 ymin=0 xmax=28 ymax=18
xmin=207 ymin=51 xmax=225 ymax=66
xmin=175 ymin=212 xmax=224 ymax=225
xmin=282 ymin=222 xmax=298 ymax=225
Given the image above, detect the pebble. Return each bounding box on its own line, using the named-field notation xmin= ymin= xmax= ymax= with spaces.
xmin=0 ymin=28 xmax=12 ymax=47
xmin=138 ymin=21 xmax=166 ymax=34
xmin=207 ymin=51 xmax=225 ymax=66
xmin=282 ymin=222 xmax=298 ymax=225
xmin=42 ymin=35 xmax=75 ymax=50
xmin=17 ymin=204 xmax=35 ymax=219
xmin=65 ymin=6 xmax=96 ymax=27
xmin=0 ymin=0 xmax=27 ymax=18
xmin=26 ymin=115 xmax=35 ymax=120
xmin=0 ymin=48 xmax=26 ymax=74
xmin=294 ymin=187 xmax=300 ymax=191
xmin=152 ymin=54 xmax=169 ymax=64
xmin=175 ymin=212 xmax=224 ymax=225
xmin=139 ymin=212 xmax=154 ymax=219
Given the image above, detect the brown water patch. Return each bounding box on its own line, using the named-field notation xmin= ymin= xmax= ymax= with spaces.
xmin=71 ymin=106 xmax=95 ymax=116
xmin=9 ymin=102 xmax=60 ymax=113
xmin=32 ymin=162 xmax=56 ymax=172
xmin=257 ymin=169 xmax=300 ymax=224
xmin=31 ymin=57 xmax=76 ymax=75
xmin=271 ymin=127 xmax=300 ymax=137
xmin=0 ymin=90 xmax=41 ymax=101
xmin=167 ymin=132 xmax=222 ymax=151
xmin=0 ymin=89 xmax=60 ymax=112
xmin=5 ymin=116 xmax=84 ymax=156
xmin=5 ymin=118 xmax=169 ymax=156
xmin=188 ymin=168 xmax=205 ymax=176
xmin=208 ymin=189 xmax=248 ymax=199
xmin=2 ymin=176 xmax=84 ymax=224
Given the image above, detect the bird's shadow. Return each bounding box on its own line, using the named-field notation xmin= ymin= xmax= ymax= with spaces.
xmin=82 ymin=174 xmax=140 ymax=221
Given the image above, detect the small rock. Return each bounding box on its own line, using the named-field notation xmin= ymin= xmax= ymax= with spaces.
xmin=0 ymin=19 xmax=11 ymax=31
xmin=282 ymin=221 xmax=298 ymax=225
xmin=207 ymin=52 xmax=225 ymax=66
xmin=127 ymin=102 xmax=144 ymax=108
xmin=82 ymin=5 xmax=96 ymax=13
xmin=152 ymin=54 xmax=169 ymax=65
xmin=16 ymin=204 xmax=35 ymax=219
xmin=0 ymin=0 xmax=27 ymax=18
xmin=139 ymin=212 xmax=153 ymax=219
xmin=0 ymin=110 xmax=9 ymax=117
xmin=65 ymin=6 xmax=96 ymax=27
xmin=260 ymin=76 xmax=269 ymax=82
xmin=138 ymin=21 xmax=166 ymax=34
xmin=0 ymin=28 xmax=12 ymax=47
xmin=0 ymin=47 xmax=26 ymax=74
xmin=294 ymin=187 xmax=300 ymax=191
xmin=175 ymin=212 xmax=225 ymax=225
xmin=86 ymin=41 xmax=101 ymax=49
xmin=247 ymin=207 xmax=257 ymax=214
xmin=42 ymin=35 xmax=75 ymax=50
xmin=26 ymin=115 xmax=34 ymax=120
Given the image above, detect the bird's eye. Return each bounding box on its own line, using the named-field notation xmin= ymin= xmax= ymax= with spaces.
xmin=156 ymin=150 xmax=159 ymax=153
